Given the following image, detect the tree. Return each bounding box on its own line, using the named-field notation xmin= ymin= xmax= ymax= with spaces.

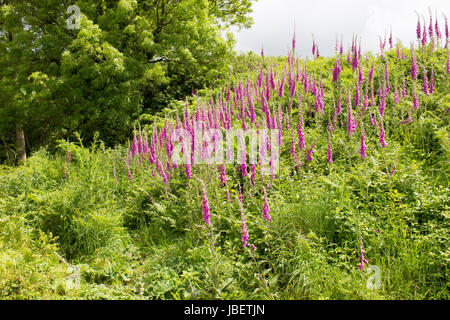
xmin=0 ymin=0 xmax=256 ymax=162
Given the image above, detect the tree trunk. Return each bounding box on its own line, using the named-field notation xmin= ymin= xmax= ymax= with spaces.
xmin=16 ymin=124 xmax=26 ymax=163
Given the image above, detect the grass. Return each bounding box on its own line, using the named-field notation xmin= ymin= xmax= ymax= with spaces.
xmin=0 ymin=47 xmax=449 ymax=300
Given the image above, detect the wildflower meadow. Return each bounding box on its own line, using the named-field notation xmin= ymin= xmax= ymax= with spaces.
xmin=0 ymin=1 xmax=448 ymax=301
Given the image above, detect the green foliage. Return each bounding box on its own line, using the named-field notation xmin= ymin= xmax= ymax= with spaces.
xmin=0 ymin=35 xmax=448 ymax=300
xmin=0 ymin=0 xmax=256 ymax=160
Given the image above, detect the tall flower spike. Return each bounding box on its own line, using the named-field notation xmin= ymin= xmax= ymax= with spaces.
xmin=413 ymin=87 xmax=419 ymax=110
xmin=360 ymin=127 xmax=367 ymax=159
xmin=423 ymin=68 xmax=429 ymax=95
xmin=416 ymin=14 xmax=422 ymax=41
xmin=327 ymin=139 xmax=333 ymax=164
xmin=306 ymin=143 xmax=315 ymax=163
xmin=262 ymin=187 xmax=272 ymax=222
xmin=379 ymin=118 xmax=387 ymax=148
xmin=241 ymin=208 xmax=249 ymax=247
xmin=202 ymin=187 xmax=211 ymax=225
xmin=132 ymin=130 xmax=138 ymax=158
xmin=138 ymin=127 xmax=143 ymax=155
xmin=359 ymin=238 xmax=369 ymax=270
xmin=429 ymin=70 xmax=434 ymax=93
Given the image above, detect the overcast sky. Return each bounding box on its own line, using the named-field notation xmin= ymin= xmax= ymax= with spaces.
xmin=231 ymin=0 xmax=449 ymax=58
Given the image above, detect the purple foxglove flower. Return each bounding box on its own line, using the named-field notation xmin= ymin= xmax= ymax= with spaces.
xmin=362 ymin=92 xmax=369 ymax=111
xmin=423 ymin=69 xmax=429 ymax=95
xmin=238 ymin=182 xmax=243 ymax=203
xmin=447 ymin=51 xmax=450 ymax=73
xmin=347 ymin=93 xmax=357 ymax=135
xmin=160 ymin=168 xmax=167 ymax=185
xmin=435 ymin=14 xmax=442 ymax=40
xmin=359 ymin=240 xmax=369 ymax=270
xmin=262 ymin=187 xmax=272 ymax=222
xmin=185 ymin=163 xmax=192 ymax=179
xmin=332 ymin=57 xmax=342 ymax=82
xmin=132 ymin=131 xmax=138 ymax=158
xmin=297 ymin=113 xmax=306 ymax=151
xmin=360 ymin=128 xmax=367 ymax=159
xmin=290 ymin=130 xmax=296 ymax=161
xmin=125 ymin=150 xmax=133 ymax=181
xmin=429 ymin=13 xmax=434 ymax=39
xmin=312 ymin=38 xmax=316 ymax=56
xmin=292 ymin=31 xmax=296 ymax=51
xmin=422 ymin=23 xmax=428 ymax=46
xmin=379 ymin=91 xmax=386 ymax=118
xmin=327 ymin=140 xmax=333 ymax=163
xmin=389 ymin=29 xmax=393 ymax=49
xmin=202 ymin=187 xmax=211 ymax=225
xmin=416 ymin=16 xmax=422 ymax=41
xmin=306 ymin=143 xmax=315 ymax=163
xmin=429 ymin=70 xmax=434 ymax=93
xmin=328 ymin=115 xmax=334 ymax=133
xmin=241 ymin=211 xmax=249 ymax=247
xmin=379 ymin=119 xmax=387 ymax=148
xmin=444 ymin=15 xmax=449 ymax=48
xmin=412 ymin=88 xmax=419 ymax=110
xmin=219 ymin=164 xmax=227 ymax=185
xmin=138 ymin=128 xmax=143 ymax=155
xmin=370 ymin=112 xmax=377 ymax=127
xmin=352 ymin=50 xmax=359 ymax=72
xmin=358 ymin=64 xmax=364 ymax=84
xmin=336 ymin=92 xmax=342 ymax=115
xmin=143 ymin=132 xmax=149 ymax=155
xmin=401 ymin=77 xmax=407 ymax=98
xmin=250 ymin=164 xmax=256 ymax=186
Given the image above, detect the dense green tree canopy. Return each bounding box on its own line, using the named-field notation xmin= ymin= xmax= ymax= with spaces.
xmin=0 ymin=0 xmax=256 ymax=160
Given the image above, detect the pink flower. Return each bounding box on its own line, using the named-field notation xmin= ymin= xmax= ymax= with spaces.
xmin=360 ymin=128 xmax=367 ymax=159
xmin=423 ymin=69 xmax=429 ymax=95
xmin=429 ymin=70 xmax=435 ymax=93
xmin=332 ymin=57 xmax=342 ymax=82
xmin=185 ymin=163 xmax=192 ymax=179
xmin=238 ymin=182 xmax=243 ymax=203
xmin=250 ymin=164 xmax=256 ymax=186
xmin=125 ymin=150 xmax=133 ymax=181
xmin=290 ymin=131 xmax=296 ymax=162
xmin=306 ymin=143 xmax=315 ymax=163
xmin=359 ymin=239 xmax=369 ymax=270
xmin=412 ymin=88 xmax=419 ymax=110
xmin=241 ymin=210 xmax=249 ymax=247
xmin=202 ymin=187 xmax=211 ymax=225
xmin=327 ymin=140 xmax=333 ymax=163
xmin=219 ymin=164 xmax=227 ymax=185
xmin=297 ymin=112 xmax=306 ymax=151
xmin=132 ymin=130 xmax=138 ymax=158
xmin=379 ymin=119 xmax=387 ymax=148
xmin=138 ymin=128 xmax=143 ymax=155
xmin=416 ymin=16 xmax=422 ymax=41
xmin=262 ymin=187 xmax=272 ymax=222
